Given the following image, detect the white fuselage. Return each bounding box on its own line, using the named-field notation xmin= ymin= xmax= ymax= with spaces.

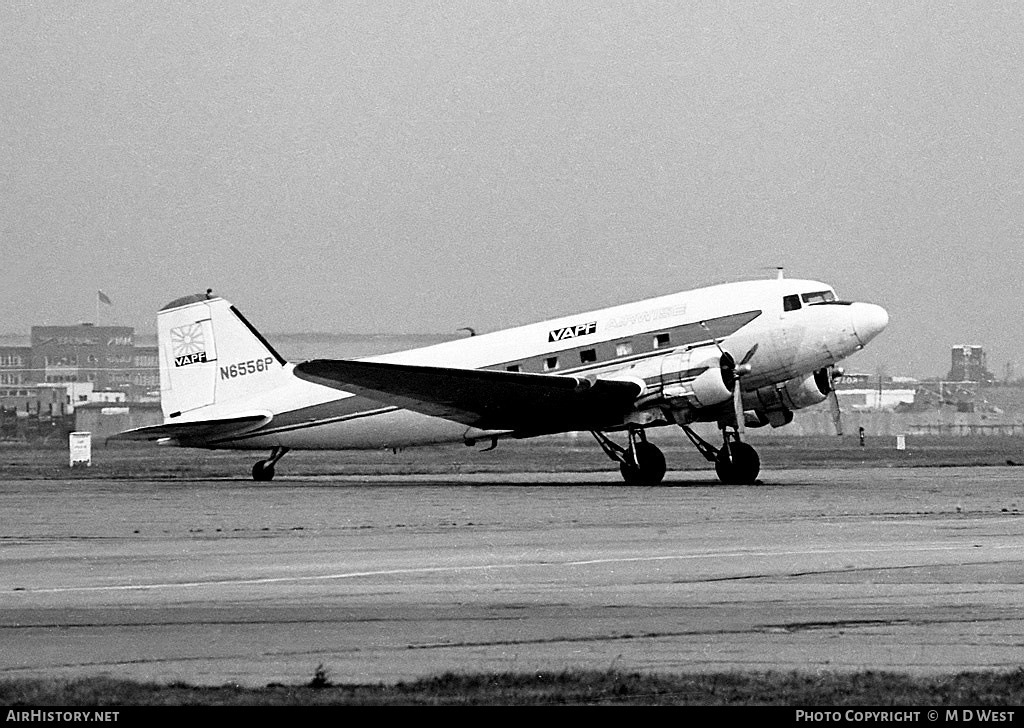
xmin=190 ymin=278 xmax=887 ymax=451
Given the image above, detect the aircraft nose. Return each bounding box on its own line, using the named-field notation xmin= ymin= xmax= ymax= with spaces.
xmin=850 ymin=302 xmax=889 ymax=347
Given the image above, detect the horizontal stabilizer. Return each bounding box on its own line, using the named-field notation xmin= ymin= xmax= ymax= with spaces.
xmin=293 ymin=359 xmax=642 ymax=434
xmin=109 ymin=413 xmax=271 ymax=444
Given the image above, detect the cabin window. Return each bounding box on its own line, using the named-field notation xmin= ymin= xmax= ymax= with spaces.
xmin=505 ymin=364 xmax=521 ymax=372
xmin=615 ymin=342 xmax=633 ymax=357
xmin=653 ymin=333 xmax=671 ymax=349
xmin=580 ymin=348 xmax=597 ymax=364
xmin=802 ymin=290 xmax=837 ymax=305
xmin=543 ymin=356 xmax=559 ymax=371
xmin=783 ymin=294 xmax=801 ymax=311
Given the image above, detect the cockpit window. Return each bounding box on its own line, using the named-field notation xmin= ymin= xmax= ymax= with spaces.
xmin=801 ymin=290 xmax=836 ymax=305
xmin=783 ymin=294 xmax=801 ymax=311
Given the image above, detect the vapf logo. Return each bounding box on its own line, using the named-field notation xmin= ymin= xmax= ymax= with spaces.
xmin=170 ymin=323 xmax=209 ymax=367
xmin=548 ymin=321 xmax=597 ymax=342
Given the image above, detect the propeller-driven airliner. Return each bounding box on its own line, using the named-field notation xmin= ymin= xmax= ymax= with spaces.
xmin=113 ymin=276 xmax=888 ymax=485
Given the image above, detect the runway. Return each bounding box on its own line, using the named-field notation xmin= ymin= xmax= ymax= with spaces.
xmin=2 ymin=466 xmax=1023 ymax=686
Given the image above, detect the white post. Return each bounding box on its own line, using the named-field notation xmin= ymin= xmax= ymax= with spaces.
xmin=896 ymin=434 xmax=906 ymax=451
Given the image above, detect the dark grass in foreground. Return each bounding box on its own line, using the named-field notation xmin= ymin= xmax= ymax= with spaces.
xmin=3 ymin=670 xmax=1024 ymax=706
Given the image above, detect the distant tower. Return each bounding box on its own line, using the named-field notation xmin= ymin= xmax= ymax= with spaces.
xmin=946 ymin=345 xmax=994 ymax=382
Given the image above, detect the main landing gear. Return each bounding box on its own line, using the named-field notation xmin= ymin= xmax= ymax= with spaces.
xmin=252 ymin=446 xmax=289 ymax=482
xmin=592 ymin=422 xmax=761 ymax=486
xmin=680 ymin=424 xmax=760 ymax=485
xmin=591 ymin=428 xmax=667 ymax=486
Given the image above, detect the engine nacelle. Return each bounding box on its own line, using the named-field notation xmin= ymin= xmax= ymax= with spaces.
xmin=661 ymin=352 xmax=733 ymax=408
xmin=689 ymin=365 xmax=733 ymax=407
xmin=753 ymin=369 xmax=831 ymax=413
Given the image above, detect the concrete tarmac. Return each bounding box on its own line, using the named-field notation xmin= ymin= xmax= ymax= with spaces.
xmin=2 ymin=466 xmax=1023 ymax=686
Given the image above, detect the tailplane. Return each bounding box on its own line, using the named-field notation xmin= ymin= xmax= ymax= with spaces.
xmin=157 ymin=292 xmax=290 ymax=419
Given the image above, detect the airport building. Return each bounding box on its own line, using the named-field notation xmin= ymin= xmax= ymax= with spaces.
xmin=10 ymin=323 xmax=159 ymax=399
xmin=0 ymin=345 xmax=31 ymax=386
xmin=0 ymin=323 xmax=159 ymax=441
xmin=31 ymin=324 xmax=136 ymax=390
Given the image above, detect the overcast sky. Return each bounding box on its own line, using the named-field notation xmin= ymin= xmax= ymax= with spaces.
xmin=2 ymin=2 xmax=1022 ymax=378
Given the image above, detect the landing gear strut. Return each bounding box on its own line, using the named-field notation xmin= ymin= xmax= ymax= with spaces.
xmin=592 ymin=428 xmax=667 ymax=486
xmin=252 ymin=446 xmax=289 ymax=482
xmin=680 ymin=424 xmax=760 ymax=485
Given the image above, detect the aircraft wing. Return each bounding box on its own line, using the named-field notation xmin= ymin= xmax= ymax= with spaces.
xmin=109 ymin=413 xmax=271 ymax=444
xmin=293 ymin=359 xmax=643 ymax=435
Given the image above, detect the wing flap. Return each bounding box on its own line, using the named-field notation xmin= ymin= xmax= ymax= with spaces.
xmin=110 ymin=413 xmax=271 ymax=444
xmin=293 ymin=359 xmax=641 ymax=434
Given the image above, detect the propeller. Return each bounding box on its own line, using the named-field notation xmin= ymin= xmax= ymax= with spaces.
xmin=816 ymin=365 xmax=844 ymax=436
xmin=700 ymin=322 xmax=758 ymax=433
xmin=728 ymin=345 xmax=758 ymax=435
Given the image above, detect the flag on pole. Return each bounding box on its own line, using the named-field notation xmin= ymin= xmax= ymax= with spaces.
xmin=98 ymin=291 xmax=112 ymax=306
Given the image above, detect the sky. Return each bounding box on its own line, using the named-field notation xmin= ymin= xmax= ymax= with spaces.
xmin=2 ymin=1 xmax=1023 ymax=379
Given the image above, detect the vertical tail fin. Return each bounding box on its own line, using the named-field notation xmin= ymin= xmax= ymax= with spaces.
xmin=158 ymin=293 xmax=290 ymax=419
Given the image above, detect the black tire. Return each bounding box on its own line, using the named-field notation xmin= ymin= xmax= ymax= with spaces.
xmin=714 ymin=442 xmax=760 ymax=485
xmin=618 ymin=442 xmax=667 ymax=485
xmin=619 ymin=461 xmax=643 ymax=485
xmin=252 ymin=461 xmax=275 ymax=482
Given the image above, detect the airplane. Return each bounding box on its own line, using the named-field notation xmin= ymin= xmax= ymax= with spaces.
xmin=112 ymin=276 xmax=888 ymax=485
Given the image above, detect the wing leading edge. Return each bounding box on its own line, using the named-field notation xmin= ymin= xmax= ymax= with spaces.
xmin=293 ymin=359 xmax=642 ymax=435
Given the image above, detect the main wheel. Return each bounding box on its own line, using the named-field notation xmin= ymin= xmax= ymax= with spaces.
xmin=714 ymin=442 xmax=760 ymax=485
xmin=618 ymin=442 xmax=667 ymax=485
xmin=252 ymin=460 xmax=276 ymax=482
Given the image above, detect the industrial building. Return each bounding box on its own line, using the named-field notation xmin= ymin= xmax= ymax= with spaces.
xmin=946 ymin=345 xmax=995 ymax=383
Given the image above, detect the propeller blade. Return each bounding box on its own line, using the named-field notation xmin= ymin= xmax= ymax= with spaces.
xmin=821 ymin=365 xmax=843 ymax=436
xmin=828 ymin=389 xmax=843 ymax=436
xmin=701 ymin=323 xmax=758 ymax=434
xmin=729 ymin=344 xmax=758 ymax=433
xmin=733 ymin=379 xmax=745 ymax=435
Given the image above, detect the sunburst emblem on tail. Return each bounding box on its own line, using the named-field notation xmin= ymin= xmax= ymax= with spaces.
xmin=170 ymin=323 xmax=208 ymax=366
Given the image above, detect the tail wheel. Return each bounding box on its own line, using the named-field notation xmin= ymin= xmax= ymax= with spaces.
xmin=252 ymin=461 xmax=275 ymax=482
xmin=252 ymin=446 xmax=288 ymax=481
xmin=714 ymin=442 xmax=760 ymax=485
xmin=619 ymin=441 xmax=667 ymax=486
